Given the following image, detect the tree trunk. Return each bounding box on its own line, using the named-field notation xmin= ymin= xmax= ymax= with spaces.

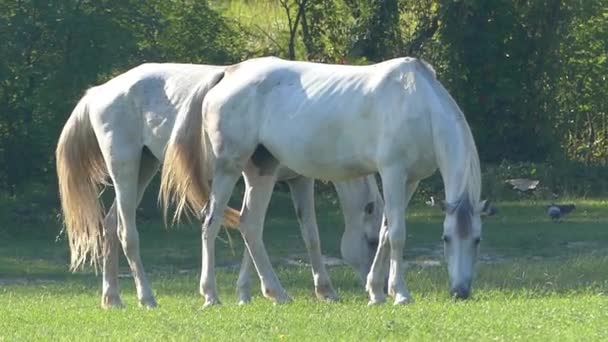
xmin=299 ymin=3 xmax=314 ymax=60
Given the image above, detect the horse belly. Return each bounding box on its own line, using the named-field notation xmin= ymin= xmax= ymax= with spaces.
xmin=260 ymin=118 xmax=377 ymax=181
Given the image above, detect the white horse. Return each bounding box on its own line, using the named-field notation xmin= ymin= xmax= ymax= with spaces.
xmin=55 ymin=63 xmax=384 ymax=308
xmin=161 ymin=56 xmax=493 ymax=307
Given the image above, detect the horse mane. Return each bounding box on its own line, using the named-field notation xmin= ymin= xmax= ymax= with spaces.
xmin=414 ymin=59 xmax=482 ymax=210
xmin=418 ymin=59 xmax=437 ymax=79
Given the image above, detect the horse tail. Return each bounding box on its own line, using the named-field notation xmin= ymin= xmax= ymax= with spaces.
xmin=159 ymin=71 xmax=240 ymax=228
xmin=56 ymin=92 xmax=108 ymax=271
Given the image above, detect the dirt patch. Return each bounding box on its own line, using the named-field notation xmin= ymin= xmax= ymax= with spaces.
xmin=565 ymin=241 xmax=604 ymax=250
xmin=282 ymin=254 xmax=344 ymax=267
xmin=408 ymin=259 xmax=441 ymax=268
xmin=280 ymin=249 xmax=506 ymax=270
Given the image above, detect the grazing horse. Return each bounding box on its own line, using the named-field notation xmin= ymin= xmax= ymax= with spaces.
xmin=160 ymin=56 xmax=493 ymax=307
xmin=55 ymin=63 xmax=384 ymax=308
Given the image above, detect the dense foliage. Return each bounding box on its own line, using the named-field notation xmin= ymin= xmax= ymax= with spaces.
xmin=0 ymin=0 xmax=244 ymax=194
xmin=1 ymin=0 xmax=606 ymax=195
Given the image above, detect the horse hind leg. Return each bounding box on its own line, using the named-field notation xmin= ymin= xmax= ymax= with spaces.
xmin=238 ymin=164 xmax=290 ymax=304
xmin=200 ymin=169 xmax=241 ymax=307
xmin=103 ymin=145 xmax=159 ymax=308
xmin=287 ymin=176 xmax=338 ymax=301
xmin=101 ymin=200 xmax=122 ymax=308
xmin=101 ymin=149 xmax=160 ymax=309
xmin=236 ymin=247 xmax=255 ymax=305
xmin=236 ymin=185 xmax=254 ymax=304
xmin=236 ymin=176 xmax=338 ymax=303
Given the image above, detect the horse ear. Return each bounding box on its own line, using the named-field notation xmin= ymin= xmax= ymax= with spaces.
xmin=478 ymin=200 xmax=496 ymax=216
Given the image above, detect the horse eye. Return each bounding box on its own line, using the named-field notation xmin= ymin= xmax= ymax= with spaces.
xmin=473 ymin=237 xmax=481 ymax=245
xmin=442 ymin=235 xmax=451 ymax=243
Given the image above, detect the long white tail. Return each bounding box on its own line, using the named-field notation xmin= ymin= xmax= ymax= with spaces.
xmin=56 ymin=93 xmax=108 ymax=270
xmin=159 ymin=71 xmax=240 ymax=228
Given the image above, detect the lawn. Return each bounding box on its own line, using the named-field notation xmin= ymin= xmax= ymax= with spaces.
xmin=1 ymin=193 xmax=607 ymax=341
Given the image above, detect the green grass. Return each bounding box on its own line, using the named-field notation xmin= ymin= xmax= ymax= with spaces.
xmin=1 ymin=195 xmax=607 ymax=341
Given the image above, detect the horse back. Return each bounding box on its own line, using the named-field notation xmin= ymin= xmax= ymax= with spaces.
xmin=85 ymin=63 xmax=224 ymax=160
xmin=207 ymin=57 xmax=436 ymax=180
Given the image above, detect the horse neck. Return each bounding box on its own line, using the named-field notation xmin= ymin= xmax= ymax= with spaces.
xmin=429 ymin=100 xmax=479 ymax=205
xmin=412 ymin=60 xmax=480 ymax=205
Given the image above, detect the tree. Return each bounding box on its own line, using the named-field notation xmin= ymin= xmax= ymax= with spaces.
xmin=555 ymin=0 xmax=608 ymax=164
xmin=279 ymin=0 xmax=308 ymax=60
xmin=0 ymin=0 xmax=244 ymax=194
xmin=344 ymin=0 xmax=401 ymax=61
xmin=437 ymin=0 xmax=563 ymax=162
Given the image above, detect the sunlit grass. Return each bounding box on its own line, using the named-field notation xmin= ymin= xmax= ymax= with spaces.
xmin=1 ymin=198 xmax=607 ymax=340
xmin=1 ymin=260 xmax=607 ymax=341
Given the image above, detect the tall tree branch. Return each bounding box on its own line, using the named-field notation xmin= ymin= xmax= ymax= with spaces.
xmin=404 ymin=12 xmax=439 ymax=56
xmin=279 ymin=0 xmax=307 ymax=60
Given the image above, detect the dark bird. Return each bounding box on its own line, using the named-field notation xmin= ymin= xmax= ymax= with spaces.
xmin=547 ymin=204 xmax=576 ymax=221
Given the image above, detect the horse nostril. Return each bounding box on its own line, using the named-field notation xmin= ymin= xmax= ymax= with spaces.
xmin=364 ymin=202 xmax=375 ymax=215
xmin=367 ymin=238 xmax=379 ymax=252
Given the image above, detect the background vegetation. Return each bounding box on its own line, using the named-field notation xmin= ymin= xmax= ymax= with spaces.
xmin=1 ymin=0 xmax=607 ymax=229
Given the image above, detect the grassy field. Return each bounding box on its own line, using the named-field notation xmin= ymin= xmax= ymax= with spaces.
xmin=1 ymin=193 xmax=607 ymax=341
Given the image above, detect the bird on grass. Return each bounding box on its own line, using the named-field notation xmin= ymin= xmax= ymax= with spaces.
xmin=547 ymin=204 xmax=576 ymax=221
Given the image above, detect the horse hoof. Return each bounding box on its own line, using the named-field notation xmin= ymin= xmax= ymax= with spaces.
xmin=315 ymin=284 xmax=340 ymax=302
xmin=238 ymin=299 xmax=251 ymax=306
xmin=139 ymin=297 xmax=158 ymax=308
xmin=237 ymin=289 xmax=252 ymax=305
xmin=317 ymin=293 xmax=340 ymax=302
xmin=394 ymin=294 xmax=413 ymax=305
xmin=203 ymin=298 xmax=221 ymax=308
xmin=367 ymin=288 xmax=387 ymax=306
xmin=273 ymin=293 xmax=292 ymax=305
xmin=237 ymin=293 xmax=252 ymax=305
xmin=367 ymin=292 xmax=386 ymax=305
xmin=263 ymin=286 xmax=291 ymax=304
xmin=101 ymin=294 xmax=124 ymax=309
xmin=316 ymin=291 xmax=340 ymax=302
xmin=367 ymin=298 xmax=386 ymax=306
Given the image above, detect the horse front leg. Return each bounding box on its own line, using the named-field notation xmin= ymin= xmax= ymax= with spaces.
xmin=334 ymin=175 xmax=385 ymax=287
xmin=382 ymin=167 xmax=409 ymax=305
xmin=367 ymin=167 xmax=418 ymax=305
xmin=288 ymin=176 xmax=338 ymax=302
xmin=365 ymin=214 xmax=390 ymax=305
